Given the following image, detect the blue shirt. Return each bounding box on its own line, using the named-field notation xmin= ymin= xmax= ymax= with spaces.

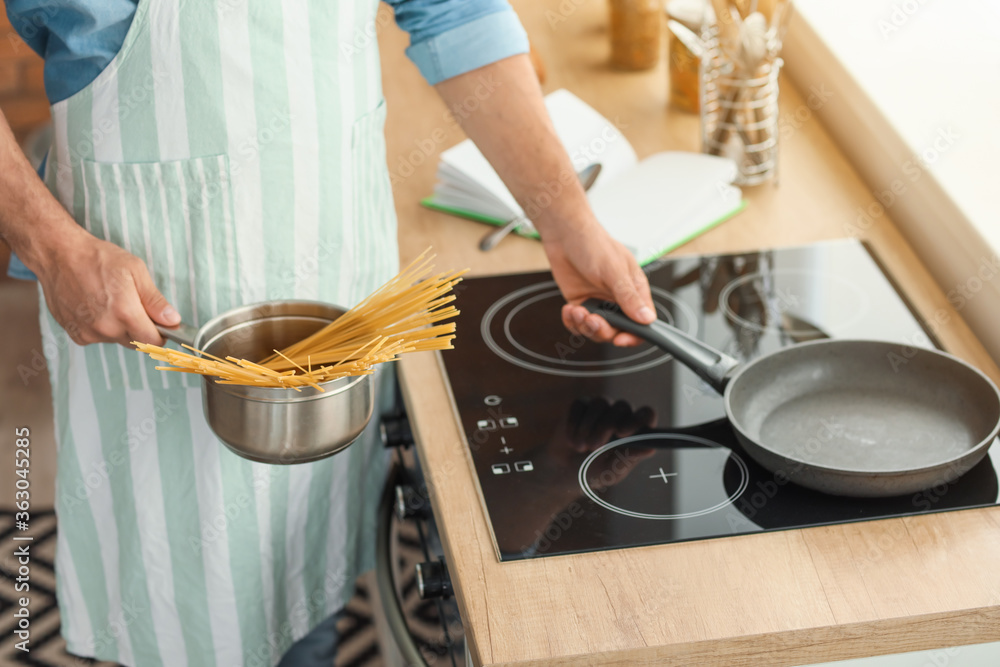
xmin=4 ymin=0 xmax=529 ymax=278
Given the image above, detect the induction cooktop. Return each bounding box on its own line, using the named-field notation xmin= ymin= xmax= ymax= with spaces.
xmin=440 ymin=240 xmax=1000 ymax=561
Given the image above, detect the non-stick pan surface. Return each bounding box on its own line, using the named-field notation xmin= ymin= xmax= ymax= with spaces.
xmin=584 ymin=299 xmax=1000 ymax=497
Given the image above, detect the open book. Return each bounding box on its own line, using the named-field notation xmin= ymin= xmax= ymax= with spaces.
xmin=422 ymin=89 xmax=746 ymax=266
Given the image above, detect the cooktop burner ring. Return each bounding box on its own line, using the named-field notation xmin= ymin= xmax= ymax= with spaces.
xmin=481 ymin=282 xmax=698 ymax=377
xmin=506 ymin=289 xmax=666 ymax=366
xmin=718 ymin=268 xmax=871 ymax=336
xmin=578 ymin=433 xmax=750 ymax=520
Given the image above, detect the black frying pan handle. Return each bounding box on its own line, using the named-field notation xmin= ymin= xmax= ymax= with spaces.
xmin=582 ymin=298 xmax=740 ymax=394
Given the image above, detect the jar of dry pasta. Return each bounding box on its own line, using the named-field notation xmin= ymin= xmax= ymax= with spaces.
xmin=609 ymin=0 xmax=664 ymax=71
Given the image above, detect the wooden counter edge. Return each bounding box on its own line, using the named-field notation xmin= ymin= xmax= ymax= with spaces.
xmin=485 ymin=607 xmax=1000 ymax=667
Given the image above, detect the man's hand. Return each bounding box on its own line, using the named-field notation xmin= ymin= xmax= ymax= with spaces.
xmin=542 ymin=220 xmax=655 ymax=347
xmin=434 ymin=54 xmax=656 ymax=346
xmin=0 ymin=109 xmax=178 ymax=348
xmin=35 ymin=226 xmax=179 ymax=347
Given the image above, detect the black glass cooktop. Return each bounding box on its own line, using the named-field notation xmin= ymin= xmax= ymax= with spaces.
xmin=440 ymin=240 xmax=1000 ymax=561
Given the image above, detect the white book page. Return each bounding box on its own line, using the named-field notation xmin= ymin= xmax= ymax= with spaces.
xmin=587 ymin=152 xmax=741 ymax=259
xmin=434 ymin=89 xmax=638 ymax=217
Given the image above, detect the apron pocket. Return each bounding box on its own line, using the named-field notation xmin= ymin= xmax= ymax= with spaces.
xmin=80 ymin=155 xmax=238 ymax=390
xmin=350 ymin=100 xmax=399 ymax=303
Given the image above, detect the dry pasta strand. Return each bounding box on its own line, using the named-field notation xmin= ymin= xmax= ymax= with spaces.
xmin=134 ymin=249 xmax=466 ymax=391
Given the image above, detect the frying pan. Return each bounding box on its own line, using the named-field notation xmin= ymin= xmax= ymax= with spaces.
xmin=583 ymin=299 xmax=1000 ymax=497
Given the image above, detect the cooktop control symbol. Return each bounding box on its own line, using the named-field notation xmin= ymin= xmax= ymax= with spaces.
xmin=484 ymin=395 xmax=502 ymax=406
xmin=649 ymin=467 xmax=678 ymax=484
xmin=500 ymin=446 xmax=513 ymax=455
xmin=492 ymin=463 xmax=511 ymax=475
xmin=578 ymin=433 xmax=749 ymax=520
xmin=514 ymin=461 xmax=534 ymax=472
xmin=500 ymin=417 xmax=519 ymax=428
xmin=476 ymin=419 xmax=497 ymax=431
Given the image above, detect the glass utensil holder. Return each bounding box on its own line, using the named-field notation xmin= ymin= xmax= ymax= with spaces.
xmin=700 ymin=29 xmax=782 ymax=186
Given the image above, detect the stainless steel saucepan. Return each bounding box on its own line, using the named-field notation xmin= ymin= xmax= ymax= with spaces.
xmin=584 ymin=299 xmax=1000 ymax=497
xmin=155 ymin=300 xmax=374 ymax=464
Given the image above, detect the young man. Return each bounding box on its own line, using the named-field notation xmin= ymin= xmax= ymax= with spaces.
xmin=0 ymin=1 xmax=654 ymax=664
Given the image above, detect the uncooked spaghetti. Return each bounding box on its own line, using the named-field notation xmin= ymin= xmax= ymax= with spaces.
xmin=134 ymin=251 xmax=467 ymax=391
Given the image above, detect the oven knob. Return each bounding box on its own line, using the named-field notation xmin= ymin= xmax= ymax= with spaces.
xmin=380 ymin=416 xmax=413 ymax=449
xmin=394 ymin=484 xmax=430 ymax=520
xmin=415 ymin=559 xmax=452 ymax=600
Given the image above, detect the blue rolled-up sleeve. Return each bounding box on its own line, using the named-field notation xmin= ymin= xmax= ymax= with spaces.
xmin=386 ymin=0 xmax=530 ymax=85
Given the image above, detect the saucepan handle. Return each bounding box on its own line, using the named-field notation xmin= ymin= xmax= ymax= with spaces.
xmin=582 ymin=298 xmax=740 ymax=394
xmin=156 ymin=323 xmax=199 ymax=348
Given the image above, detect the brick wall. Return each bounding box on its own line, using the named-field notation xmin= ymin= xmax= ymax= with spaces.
xmin=1 ymin=10 xmax=51 ymax=275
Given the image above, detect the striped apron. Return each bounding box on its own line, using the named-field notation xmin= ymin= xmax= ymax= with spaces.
xmin=36 ymin=1 xmax=397 ymax=665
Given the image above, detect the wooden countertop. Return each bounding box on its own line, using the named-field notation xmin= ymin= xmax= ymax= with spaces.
xmin=379 ymin=1 xmax=1000 ymax=664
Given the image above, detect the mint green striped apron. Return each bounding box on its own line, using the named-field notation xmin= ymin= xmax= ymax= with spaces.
xmin=37 ymin=1 xmax=397 ymax=665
